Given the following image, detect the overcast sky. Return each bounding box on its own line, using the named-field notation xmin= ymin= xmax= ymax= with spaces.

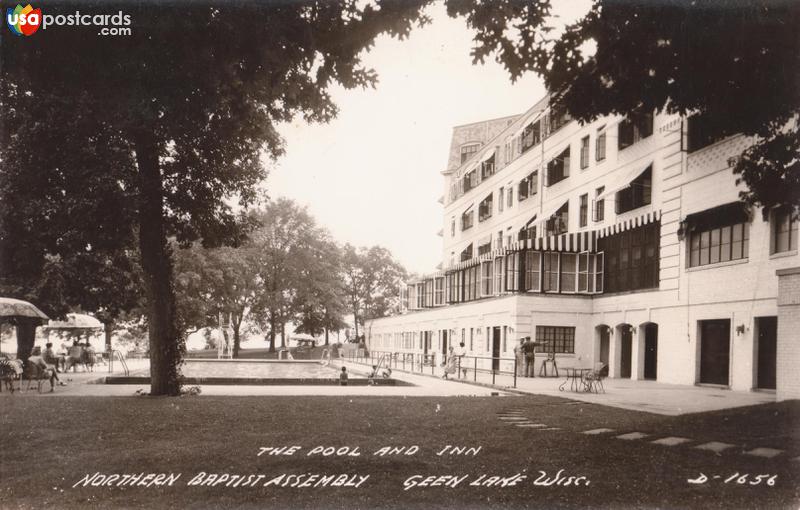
xmin=268 ymin=2 xmax=590 ymax=275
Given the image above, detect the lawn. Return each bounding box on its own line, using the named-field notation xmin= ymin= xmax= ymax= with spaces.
xmin=1 ymin=395 xmax=798 ymax=509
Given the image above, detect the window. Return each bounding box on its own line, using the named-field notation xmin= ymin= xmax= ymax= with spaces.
xmin=689 ymin=222 xmax=749 ymax=267
xmin=594 ymin=187 xmax=605 ymax=222
xmin=535 ymin=326 xmax=575 ymax=354
xmin=542 ymin=253 xmax=559 ymax=292
xmin=498 ymin=187 xmax=505 ymax=212
xmin=596 ymin=126 xmax=607 ymax=161
xmin=615 ymin=166 xmax=652 ymax=214
xmin=478 ymin=193 xmax=493 ymax=222
xmin=518 ymin=172 xmax=538 ymax=202
xmin=772 ymin=207 xmax=798 ymax=254
xmin=549 ymin=105 xmax=571 ymax=133
xmin=461 ymin=209 xmax=474 ymax=231
xmin=618 ymin=112 xmax=654 ymax=150
xmin=460 ymin=143 xmax=479 ymax=163
xmin=518 ymin=177 xmax=529 ymax=202
xmin=577 ymin=252 xmax=603 ymax=294
xmin=546 ymin=202 xmax=569 ymax=237
xmin=507 ymin=187 xmax=513 ymax=208
xmin=494 ymin=257 xmax=504 ymax=294
xmin=477 ymin=241 xmax=492 ymax=256
xmin=546 ymin=146 xmax=570 ymax=186
xmin=687 ymin=114 xmax=732 ymax=153
xmin=579 ymin=194 xmax=588 ymax=228
xmin=505 ymin=252 xmax=519 ymax=291
xmin=580 ymin=135 xmax=590 ymax=169
xmin=560 ymin=253 xmax=577 ymax=292
xmin=496 ymin=230 xmax=503 ymax=250
xmin=481 ymin=261 xmax=493 ymax=296
xmin=460 ymin=243 xmax=473 ymax=262
xmin=481 ymin=154 xmax=496 ymax=180
xmin=434 ymin=277 xmax=444 ymax=306
xmin=521 ymin=120 xmax=542 ymax=153
xmin=599 ymin=222 xmax=660 ymax=292
xmin=463 ymin=169 xmax=478 ymax=193
xmin=524 ymin=251 xmax=541 ymax=291
xmin=450 ymin=217 xmax=455 ymax=237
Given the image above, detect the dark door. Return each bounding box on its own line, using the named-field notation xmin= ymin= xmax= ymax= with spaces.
xmin=600 ymin=326 xmax=609 ymax=367
xmin=441 ymin=330 xmax=448 ymax=357
xmin=620 ymin=327 xmax=632 ymax=378
xmin=643 ymin=324 xmax=658 ymax=380
xmin=422 ymin=331 xmax=428 ymax=357
xmin=492 ymin=327 xmax=501 ymax=371
xmin=756 ymin=317 xmax=777 ymax=390
xmin=700 ymin=320 xmax=731 ymax=385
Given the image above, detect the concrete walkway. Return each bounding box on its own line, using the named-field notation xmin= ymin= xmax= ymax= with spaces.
xmin=2 ymin=358 xmax=776 ymax=414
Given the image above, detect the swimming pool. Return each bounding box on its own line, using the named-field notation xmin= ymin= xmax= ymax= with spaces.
xmin=105 ymin=359 xmax=409 ymax=386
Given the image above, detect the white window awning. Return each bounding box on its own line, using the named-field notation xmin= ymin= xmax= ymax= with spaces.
xmin=480 ymin=148 xmax=495 ymax=163
xmin=529 ymin=200 xmax=569 ymax=229
xmin=596 ymin=162 xmax=652 ymax=201
xmin=463 ymin=203 xmax=474 ymax=214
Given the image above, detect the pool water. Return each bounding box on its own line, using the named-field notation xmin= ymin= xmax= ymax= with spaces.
xmin=179 ymin=360 xmax=356 ymax=379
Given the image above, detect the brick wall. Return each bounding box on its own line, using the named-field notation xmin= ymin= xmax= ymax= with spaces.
xmin=776 ymin=267 xmax=800 ymax=401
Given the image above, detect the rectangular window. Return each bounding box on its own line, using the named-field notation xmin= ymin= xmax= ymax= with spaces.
xmin=548 ymin=106 xmax=571 ymax=134
xmin=505 ymin=252 xmax=519 ymax=292
xmin=546 ymin=146 xmax=570 ymax=186
xmin=498 ymin=187 xmax=504 ymax=213
xmin=578 ymin=252 xmax=589 ymax=292
xmin=535 ymin=326 xmax=575 ymax=354
xmin=618 ymin=112 xmax=654 ymax=150
xmin=598 ymin=222 xmax=660 ymax=293
xmin=595 ymin=252 xmax=604 ymax=293
xmin=542 ymin=253 xmax=559 ymax=292
xmin=560 ymin=253 xmax=577 ymax=293
xmin=524 ymin=251 xmax=541 ymax=291
xmin=580 ymin=135 xmax=590 ymax=169
xmin=594 ymin=187 xmax=605 ymax=222
xmin=687 ymin=114 xmax=732 ymax=153
xmin=478 ymin=193 xmax=493 ymax=222
xmin=461 ymin=210 xmax=474 ymax=231
xmin=596 ymin=126 xmax=607 ymax=161
xmin=507 ymin=187 xmax=513 ymax=208
xmin=579 ymin=193 xmax=588 ymax=227
xmin=494 ymin=256 xmax=504 ymax=294
xmin=615 ymin=166 xmax=652 ymax=214
xmin=460 ymin=143 xmax=479 ymax=163
xmin=481 ymin=261 xmax=493 ymax=297
xmin=689 ymin=221 xmax=749 ymax=268
xmin=450 ymin=217 xmax=455 ymax=237
xmin=434 ymin=277 xmax=444 ymax=306
xmin=481 ymin=154 xmax=496 ymax=180
xmin=772 ymin=207 xmax=798 ymax=254
xmin=546 ymin=202 xmax=569 ymax=237
xmin=518 ymin=177 xmax=529 ymax=202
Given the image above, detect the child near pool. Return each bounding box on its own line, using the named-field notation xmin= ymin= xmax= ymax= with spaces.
xmin=339 ymin=366 xmax=348 ymax=386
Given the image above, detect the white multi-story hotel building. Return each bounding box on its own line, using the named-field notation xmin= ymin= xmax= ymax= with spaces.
xmin=367 ymin=94 xmax=799 ymax=399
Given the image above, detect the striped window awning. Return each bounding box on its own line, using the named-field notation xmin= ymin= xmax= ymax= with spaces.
xmin=597 ymin=209 xmax=661 ymax=238
xmin=529 ymin=200 xmax=569 ymax=229
xmin=597 ymin=162 xmax=652 ymax=201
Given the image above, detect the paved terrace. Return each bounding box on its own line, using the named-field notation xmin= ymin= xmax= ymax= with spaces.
xmin=3 ymin=357 xmax=777 ymax=415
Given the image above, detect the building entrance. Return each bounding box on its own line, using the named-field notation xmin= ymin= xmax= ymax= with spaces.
xmin=492 ymin=326 xmax=501 ymax=372
xmin=755 ymin=316 xmax=777 ymax=390
xmin=699 ymin=319 xmax=730 ymax=385
xmin=643 ymin=323 xmax=658 ymax=380
xmin=620 ymin=327 xmax=632 ymax=378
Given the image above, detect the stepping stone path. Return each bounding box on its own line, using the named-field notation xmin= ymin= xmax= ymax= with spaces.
xmin=616 ymin=432 xmax=649 ymax=441
xmin=744 ymin=447 xmax=783 ymax=458
xmin=582 ymin=428 xmax=615 ymax=435
xmin=496 ymin=411 xmax=558 ymax=430
xmin=651 ymin=437 xmax=692 ymax=447
xmin=516 ymin=423 xmax=548 ymax=428
xmin=694 ymin=441 xmax=735 ymax=453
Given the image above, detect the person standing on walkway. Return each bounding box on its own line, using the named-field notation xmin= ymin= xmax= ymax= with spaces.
xmin=523 ymin=337 xmax=537 ymax=377
xmin=513 ymin=339 xmax=525 ymax=377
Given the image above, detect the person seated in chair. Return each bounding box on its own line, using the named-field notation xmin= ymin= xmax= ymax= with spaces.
xmin=64 ymin=340 xmax=85 ymax=372
xmin=82 ymin=342 xmax=96 ymax=372
xmin=28 ymin=346 xmax=64 ymax=391
xmin=43 ymin=342 xmax=65 ymax=373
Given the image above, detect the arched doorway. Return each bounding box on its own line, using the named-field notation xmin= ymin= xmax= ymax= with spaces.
xmin=643 ymin=323 xmax=658 ymax=380
xmin=595 ymin=325 xmax=611 ymax=376
xmin=617 ymin=324 xmax=633 ymax=378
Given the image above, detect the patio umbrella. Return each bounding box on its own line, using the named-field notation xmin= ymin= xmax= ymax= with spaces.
xmin=290 ymin=333 xmax=317 ymax=341
xmin=43 ymin=313 xmax=102 ymax=330
xmin=0 ymin=297 xmax=49 ymax=322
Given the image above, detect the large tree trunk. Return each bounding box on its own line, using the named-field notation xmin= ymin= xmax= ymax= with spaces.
xmin=103 ymin=321 xmax=113 ymax=353
xmin=135 ymin=136 xmax=183 ymax=396
xmin=14 ymin=318 xmax=39 ymax=362
xmin=268 ymin=316 xmax=276 ymax=353
xmin=280 ymin=322 xmax=286 ymax=348
xmin=232 ymin=314 xmax=241 ymax=359
xmin=324 ymin=327 xmax=329 ymax=346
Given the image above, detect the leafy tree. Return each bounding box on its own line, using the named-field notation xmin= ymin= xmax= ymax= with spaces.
xmin=1 ymin=2 xmax=430 ymax=394
xmin=451 ymin=0 xmax=800 ymax=213
xmin=342 ymin=244 xmax=407 ymax=339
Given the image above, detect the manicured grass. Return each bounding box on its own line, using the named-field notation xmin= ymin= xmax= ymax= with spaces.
xmin=1 ymin=396 xmax=798 ymax=509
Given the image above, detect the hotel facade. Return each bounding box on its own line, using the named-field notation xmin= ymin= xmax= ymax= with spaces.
xmin=367 ymin=94 xmax=799 ymax=400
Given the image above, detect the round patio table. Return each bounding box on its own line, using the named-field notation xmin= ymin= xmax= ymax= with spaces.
xmin=558 ymin=367 xmax=592 ymax=392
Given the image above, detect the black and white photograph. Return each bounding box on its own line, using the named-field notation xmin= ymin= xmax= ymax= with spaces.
xmin=1 ymin=1 xmax=798 ymax=508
